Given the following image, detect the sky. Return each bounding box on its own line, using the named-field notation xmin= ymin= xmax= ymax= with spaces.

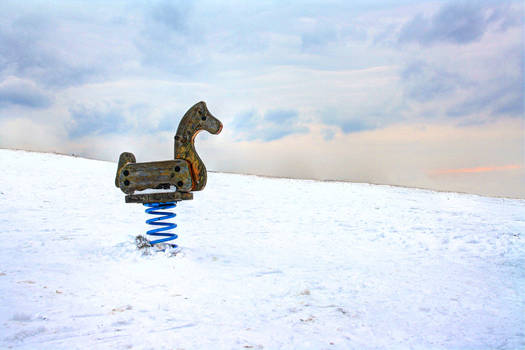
xmin=0 ymin=0 xmax=523 ymax=198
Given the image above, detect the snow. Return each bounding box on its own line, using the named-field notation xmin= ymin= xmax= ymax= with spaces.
xmin=0 ymin=148 xmax=524 ymax=349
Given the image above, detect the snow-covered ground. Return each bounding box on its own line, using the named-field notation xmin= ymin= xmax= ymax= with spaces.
xmin=0 ymin=149 xmax=524 ymax=349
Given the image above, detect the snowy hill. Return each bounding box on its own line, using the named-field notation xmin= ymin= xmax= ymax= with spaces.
xmin=0 ymin=149 xmax=524 ymax=349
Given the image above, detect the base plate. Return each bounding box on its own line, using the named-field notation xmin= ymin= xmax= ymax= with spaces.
xmin=125 ymin=191 xmax=193 ymax=204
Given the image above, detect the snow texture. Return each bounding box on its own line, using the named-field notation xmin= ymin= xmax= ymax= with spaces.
xmin=0 ymin=149 xmax=524 ymax=349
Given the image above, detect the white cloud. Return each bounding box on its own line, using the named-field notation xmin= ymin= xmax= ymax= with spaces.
xmin=0 ymin=76 xmax=52 ymax=108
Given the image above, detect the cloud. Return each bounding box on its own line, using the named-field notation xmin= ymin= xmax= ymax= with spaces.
xmin=431 ymin=164 xmax=522 ymax=175
xmin=264 ymin=109 xmax=298 ymax=123
xmin=321 ymin=128 xmax=336 ymax=141
xmin=0 ymin=12 xmax=103 ymax=87
xmin=401 ymin=61 xmax=469 ymax=102
xmin=0 ymin=117 xmax=65 ymax=153
xmin=151 ymin=1 xmax=191 ymax=33
xmin=398 ymin=2 xmax=521 ymax=46
xmin=299 ymin=18 xmax=339 ymax=51
xmin=447 ymin=74 xmax=524 ymax=119
xmin=232 ymin=109 xmax=308 ymax=141
xmin=487 ymin=3 xmax=524 ymax=31
xmin=0 ymin=77 xmax=52 ymax=108
xmin=399 ymin=35 xmax=523 ymax=124
xmin=156 ymin=114 xmax=179 ymax=132
xmin=340 ymin=119 xmax=376 ymax=133
xmin=134 ymin=1 xmax=206 ymax=76
xmin=319 ymin=107 xmax=384 ymax=134
xmin=68 ymin=105 xmax=130 ymax=138
xmin=66 ymin=99 xmax=176 ymax=139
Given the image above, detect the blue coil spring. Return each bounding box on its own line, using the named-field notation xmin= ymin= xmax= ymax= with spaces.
xmin=143 ymin=202 xmax=178 ymax=248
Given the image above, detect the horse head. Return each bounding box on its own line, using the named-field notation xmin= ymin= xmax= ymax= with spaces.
xmin=175 ymin=101 xmax=223 ymax=191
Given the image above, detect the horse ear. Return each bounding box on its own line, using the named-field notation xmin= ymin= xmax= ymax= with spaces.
xmin=191 ymin=101 xmax=206 ymax=110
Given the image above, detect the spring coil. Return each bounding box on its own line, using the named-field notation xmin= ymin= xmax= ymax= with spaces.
xmin=143 ymin=202 xmax=178 ymax=248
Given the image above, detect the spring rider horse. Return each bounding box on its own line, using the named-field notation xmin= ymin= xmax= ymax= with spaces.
xmin=115 ymin=101 xmax=223 ymax=251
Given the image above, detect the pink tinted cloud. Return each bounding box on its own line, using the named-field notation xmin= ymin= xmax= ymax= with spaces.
xmin=431 ymin=164 xmax=522 ymax=175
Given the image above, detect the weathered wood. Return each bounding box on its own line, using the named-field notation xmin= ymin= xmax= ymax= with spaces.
xmin=125 ymin=191 xmax=193 ymax=204
xmin=174 ymin=101 xmax=222 ymax=191
xmin=115 ymin=152 xmax=136 ymax=187
xmin=115 ymin=101 xmax=222 ymax=204
xmin=116 ymin=159 xmax=193 ymax=194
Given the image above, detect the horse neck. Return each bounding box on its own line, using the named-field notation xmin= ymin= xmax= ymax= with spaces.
xmin=175 ymin=120 xmax=207 ymax=191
